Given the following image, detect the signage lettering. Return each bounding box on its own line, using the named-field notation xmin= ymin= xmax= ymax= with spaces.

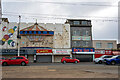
xmin=36 ymin=49 xmax=52 ymax=53
xmin=72 ymin=48 xmax=94 ymax=52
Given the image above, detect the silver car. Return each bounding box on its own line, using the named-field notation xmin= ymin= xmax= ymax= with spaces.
xmin=94 ymin=55 xmax=113 ymax=64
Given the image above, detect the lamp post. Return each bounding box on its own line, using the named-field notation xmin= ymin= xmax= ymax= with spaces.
xmin=17 ymin=15 xmax=21 ymax=56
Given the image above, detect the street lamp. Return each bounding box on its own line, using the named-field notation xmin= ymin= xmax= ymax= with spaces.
xmin=17 ymin=15 xmax=21 ymax=56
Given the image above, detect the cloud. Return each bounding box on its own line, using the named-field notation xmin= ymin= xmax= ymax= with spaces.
xmin=2 ymin=0 xmax=119 ymax=41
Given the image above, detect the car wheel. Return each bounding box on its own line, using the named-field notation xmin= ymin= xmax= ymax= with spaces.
xmin=63 ymin=61 xmax=66 ymax=64
xmin=75 ymin=61 xmax=78 ymax=64
xmin=98 ymin=61 xmax=102 ymax=64
xmin=21 ymin=62 xmax=26 ymax=66
xmin=2 ymin=62 xmax=8 ymax=66
xmin=111 ymin=61 xmax=116 ymax=65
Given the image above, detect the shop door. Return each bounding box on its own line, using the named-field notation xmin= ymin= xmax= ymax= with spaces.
xmin=73 ymin=54 xmax=93 ymax=62
xmin=37 ymin=55 xmax=52 ymax=63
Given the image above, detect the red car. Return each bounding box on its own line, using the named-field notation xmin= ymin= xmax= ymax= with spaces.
xmin=61 ymin=57 xmax=80 ymax=64
xmin=1 ymin=56 xmax=29 ymax=66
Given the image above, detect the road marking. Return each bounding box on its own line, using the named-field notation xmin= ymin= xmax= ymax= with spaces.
xmin=48 ymin=69 xmax=56 ymax=71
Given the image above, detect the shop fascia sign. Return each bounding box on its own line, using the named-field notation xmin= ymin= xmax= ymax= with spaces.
xmin=113 ymin=51 xmax=120 ymax=55
xmin=53 ymin=49 xmax=71 ymax=54
xmin=72 ymin=48 xmax=95 ymax=54
xmin=95 ymin=50 xmax=105 ymax=54
xmin=36 ymin=49 xmax=52 ymax=55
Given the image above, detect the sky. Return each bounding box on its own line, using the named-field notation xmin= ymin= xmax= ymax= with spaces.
xmin=1 ymin=0 xmax=119 ymax=43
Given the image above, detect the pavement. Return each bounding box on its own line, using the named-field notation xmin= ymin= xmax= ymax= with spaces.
xmin=1 ymin=62 xmax=119 ymax=78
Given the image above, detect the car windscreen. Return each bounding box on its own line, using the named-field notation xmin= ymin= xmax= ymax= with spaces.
xmin=104 ymin=56 xmax=112 ymax=58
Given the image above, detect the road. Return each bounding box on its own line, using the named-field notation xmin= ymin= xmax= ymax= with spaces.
xmin=1 ymin=62 xmax=119 ymax=78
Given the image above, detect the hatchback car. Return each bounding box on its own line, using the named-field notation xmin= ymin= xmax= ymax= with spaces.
xmin=61 ymin=57 xmax=80 ymax=64
xmin=104 ymin=55 xmax=120 ymax=65
xmin=93 ymin=55 xmax=113 ymax=64
xmin=1 ymin=56 xmax=29 ymax=66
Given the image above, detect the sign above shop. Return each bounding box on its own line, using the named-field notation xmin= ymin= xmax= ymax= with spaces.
xmin=36 ymin=49 xmax=52 ymax=53
xmin=72 ymin=48 xmax=95 ymax=54
xmin=95 ymin=50 xmax=105 ymax=54
xmin=53 ymin=49 xmax=71 ymax=55
xmin=113 ymin=51 xmax=120 ymax=55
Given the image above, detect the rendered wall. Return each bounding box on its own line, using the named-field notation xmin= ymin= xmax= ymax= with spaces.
xmin=0 ymin=22 xmax=70 ymax=49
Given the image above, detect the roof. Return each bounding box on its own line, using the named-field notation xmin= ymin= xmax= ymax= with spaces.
xmin=20 ymin=23 xmax=47 ymax=31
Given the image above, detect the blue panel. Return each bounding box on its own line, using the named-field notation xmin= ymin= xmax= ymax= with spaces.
xmin=72 ymin=48 xmax=95 ymax=52
xmin=49 ymin=31 xmax=54 ymax=35
xmin=25 ymin=31 xmax=27 ymax=34
xmin=38 ymin=31 xmax=41 ymax=34
xmin=43 ymin=31 xmax=47 ymax=34
xmin=29 ymin=31 xmax=32 ymax=34
xmin=34 ymin=31 xmax=36 ymax=34
xmin=20 ymin=31 xmax=23 ymax=34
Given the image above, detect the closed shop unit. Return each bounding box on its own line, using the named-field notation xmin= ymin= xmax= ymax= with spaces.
xmin=28 ymin=55 xmax=34 ymax=62
xmin=72 ymin=48 xmax=95 ymax=62
xmin=37 ymin=55 xmax=52 ymax=63
xmin=53 ymin=49 xmax=71 ymax=62
xmin=54 ymin=55 xmax=70 ymax=62
xmin=73 ymin=54 xmax=93 ymax=62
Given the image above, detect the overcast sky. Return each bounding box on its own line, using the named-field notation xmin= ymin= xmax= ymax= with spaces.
xmin=1 ymin=0 xmax=119 ymax=43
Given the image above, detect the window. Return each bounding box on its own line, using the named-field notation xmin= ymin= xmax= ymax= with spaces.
xmin=72 ymin=41 xmax=80 ymax=47
xmin=11 ymin=57 xmax=17 ymax=60
xmin=73 ymin=31 xmax=77 ymax=36
xmin=16 ymin=57 xmax=24 ymax=59
xmin=81 ymin=21 xmax=87 ymax=25
xmin=107 ymin=43 xmax=113 ymax=48
xmin=118 ymin=56 xmax=120 ymax=59
xmin=73 ymin=21 xmax=80 ymax=25
xmin=65 ymin=57 xmax=70 ymax=59
xmin=76 ymin=30 xmax=80 ymax=36
xmin=83 ymin=29 xmax=89 ymax=36
xmin=96 ymin=43 xmax=102 ymax=48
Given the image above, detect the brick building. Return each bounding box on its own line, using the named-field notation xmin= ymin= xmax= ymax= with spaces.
xmin=66 ymin=19 xmax=94 ymax=62
xmin=93 ymin=40 xmax=117 ymax=58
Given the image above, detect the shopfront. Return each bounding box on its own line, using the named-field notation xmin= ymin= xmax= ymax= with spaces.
xmin=36 ymin=49 xmax=53 ymax=63
xmin=112 ymin=50 xmax=120 ymax=55
xmin=53 ymin=49 xmax=71 ymax=62
xmin=72 ymin=48 xmax=95 ymax=62
xmin=95 ymin=50 xmax=112 ymax=58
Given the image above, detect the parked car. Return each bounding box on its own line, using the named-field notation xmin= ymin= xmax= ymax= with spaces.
xmin=1 ymin=56 xmax=29 ymax=66
xmin=61 ymin=57 xmax=80 ymax=64
xmin=93 ymin=55 xmax=113 ymax=64
xmin=0 ymin=57 xmax=6 ymax=61
xmin=104 ymin=55 xmax=120 ymax=65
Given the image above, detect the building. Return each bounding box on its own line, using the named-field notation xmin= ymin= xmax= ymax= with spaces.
xmin=66 ymin=19 xmax=94 ymax=62
xmin=0 ymin=0 xmax=2 ymax=24
xmin=0 ymin=21 xmax=71 ymax=63
xmin=93 ymin=40 xmax=117 ymax=58
xmin=117 ymin=43 xmax=120 ymax=49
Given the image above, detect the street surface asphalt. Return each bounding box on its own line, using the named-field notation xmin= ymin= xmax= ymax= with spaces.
xmin=1 ymin=62 xmax=119 ymax=78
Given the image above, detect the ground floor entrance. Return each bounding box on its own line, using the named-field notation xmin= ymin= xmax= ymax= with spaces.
xmin=36 ymin=55 xmax=52 ymax=63
xmin=72 ymin=54 xmax=93 ymax=62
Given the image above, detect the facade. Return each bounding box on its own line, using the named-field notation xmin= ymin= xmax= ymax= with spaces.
xmin=66 ymin=19 xmax=94 ymax=62
xmin=0 ymin=0 xmax=2 ymax=24
xmin=0 ymin=22 xmax=71 ymax=63
xmin=117 ymin=43 xmax=120 ymax=49
xmin=93 ymin=40 xmax=117 ymax=58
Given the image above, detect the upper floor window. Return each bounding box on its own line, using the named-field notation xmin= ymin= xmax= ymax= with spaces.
xmin=73 ymin=21 xmax=80 ymax=25
xmin=81 ymin=21 xmax=88 ymax=25
xmin=107 ymin=43 xmax=113 ymax=48
xmin=83 ymin=29 xmax=89 ymax=36
xmin=96 ymin=43 xmax=102 ymax=48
